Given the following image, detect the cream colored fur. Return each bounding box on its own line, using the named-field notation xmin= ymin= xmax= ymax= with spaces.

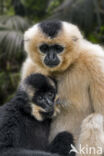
xmin=77 ymin=114 xmax=104 ymax=156
xmin=21 ymin=21 xmax=104 ymax=156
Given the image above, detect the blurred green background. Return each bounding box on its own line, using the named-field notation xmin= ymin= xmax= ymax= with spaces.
xmin=0 ymin=0 xmax=104 ymax=104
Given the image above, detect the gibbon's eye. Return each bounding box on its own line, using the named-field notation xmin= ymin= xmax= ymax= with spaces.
xmin=39 ymin=44 xmax=49 ymax=53
xmin=54 ymin=44 xmax=64 ymax=53
xmin=37 ymin=96 xmax=43 ymax=102
xmin=48 ymin=91 xmax=54 ymax=99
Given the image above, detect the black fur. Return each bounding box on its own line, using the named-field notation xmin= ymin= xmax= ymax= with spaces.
xmin=39 ymin=20 xmax=62 ymax=38
xmin=25 ymin=73 xmax=55 ymax=91
xmin=49 ymin=132 xmax=75 ymax=156
xmin=0 ymin=74 xmax=75 ymax=156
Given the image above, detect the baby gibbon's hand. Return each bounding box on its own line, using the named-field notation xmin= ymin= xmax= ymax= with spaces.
xmin=53 ymin=95 xmax=61 ymax=117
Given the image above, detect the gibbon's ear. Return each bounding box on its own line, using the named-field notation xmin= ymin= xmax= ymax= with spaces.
xmin=72 ymin=36 xmax=79 ymax=41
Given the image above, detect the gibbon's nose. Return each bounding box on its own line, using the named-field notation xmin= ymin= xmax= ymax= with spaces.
xmin=45 ymin=99 xmax=54 ymax=112
xmin=44 ymin=52 xmax=60 ymax=67
xmin=46 ymin=98 xmax=53 ymax=106
xmin=45 ymin=107 xmax=54 ymax=117
xmin=46 ymin=107 xmax=54 ymax=113
xmin=48 ymin=51 xmax=56 ymax=61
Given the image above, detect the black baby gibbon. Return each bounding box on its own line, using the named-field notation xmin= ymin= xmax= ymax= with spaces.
xmin=0 ymin=73 xmax=75 ymax=156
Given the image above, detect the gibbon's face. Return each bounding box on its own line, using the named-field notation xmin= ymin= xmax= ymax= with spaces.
xmin=23 ymin=74 xmax=57 ymax=121
xmin=24 ymin=21 xmax=82 ymax=72
xmin=32 ymin=87 xmax=56 ymax=119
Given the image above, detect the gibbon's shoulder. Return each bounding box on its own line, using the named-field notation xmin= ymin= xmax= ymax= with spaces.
xmin=21 ymin=58 xmax=35 ymax=74
xmin=0 ymin=92 xmax=28 ymax=126
xmin=79 ymin=39 xmax=104 ymax=58
xmin=21 ymin=57 xmax=49 ymax=79
xmin=0 ymin=103 xmax=20 ymax=130
xmin=77 ymin=39 xmax=104 ymax=75
xmin=21 ymin=57 xmax=38 ymax=80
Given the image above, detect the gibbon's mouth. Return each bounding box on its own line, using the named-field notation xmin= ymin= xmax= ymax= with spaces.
xmin=44 ymin=57 xmax=60 ymax=68
xmin=47 ymin=64 xmax=59 ymax=68
xmin=40 ymin=109 xmax=54 ymax=118
xmin=45 ymin=62 xmax=60 ymax=68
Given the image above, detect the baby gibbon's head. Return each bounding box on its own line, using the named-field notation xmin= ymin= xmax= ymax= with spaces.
xmin=20 ymin=73 xmax=57 ymax=121
xmin=24 ymin=20 xmax=83 ymax=72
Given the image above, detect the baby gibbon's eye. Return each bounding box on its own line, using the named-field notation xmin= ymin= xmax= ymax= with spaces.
xmin=37 ymin=96 xmax=43 ymax=102
xmin=48 ymin=91 xmax=54 ymax=98
xmin=39 ymin=44 xmax=49 ymax=53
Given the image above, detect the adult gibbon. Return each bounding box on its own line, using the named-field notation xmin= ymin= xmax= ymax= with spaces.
xmin=22 ymin=20 xmax=104 ymax=155
xmin=0 ymin=73 xmax=75 ymax=156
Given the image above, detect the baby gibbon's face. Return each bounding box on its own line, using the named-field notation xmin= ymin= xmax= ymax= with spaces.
xmin=24 ymin=21 xmax=82 ymax=72
xmin=22 ymin=74 xmax=57 ymax=121
xmin=32 ymin=87 xmax=56 ymax=119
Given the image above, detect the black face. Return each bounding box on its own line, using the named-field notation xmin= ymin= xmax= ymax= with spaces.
xmin=39 ymin=44 xmax=64 ymax=67
xmin=32 ymin=89 xmax=56 ymax=117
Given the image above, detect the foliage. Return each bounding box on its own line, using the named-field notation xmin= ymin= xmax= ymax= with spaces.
xmin=0 ymin=72 xmax=20 ymax=105
xmin=0 ymin=15 xmax=29 ymax=61
xmin=21 ymin=0 xmax=49 ymax=20
xmin=87 ymin=25 xmax=104 ymax=44
xmin=0 ymin=16 xmax=29 ymax=59
xmin=0 ymin=15 xmax=30 ymax=104
xmin=47 ymin=0 xmax=63 ymax=14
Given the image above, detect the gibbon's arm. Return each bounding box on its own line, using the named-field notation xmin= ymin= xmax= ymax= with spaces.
xmin=79 ymin=41 xmax=104 ymax=113
xmin=76 ymin=43 xmax=104 ymax=156
xmin=1 ymin=132 xmax=75 ymax=156
xmin=0 ymin=92 xmax=59 ymax=156
xmin=1 ymin=149 xmax=59 ymax=156
xmin=78 ymin=113 xmax=104 ymax=156
xmin=48 ymin=132 xmax=75 ymax=156
xmin=21 ymin=58 xmax=49 ymax=80
xmin=88 ymin=53 xmax=104 ymax=114
xmin=0 ymin=90 xmax=74 ymax=156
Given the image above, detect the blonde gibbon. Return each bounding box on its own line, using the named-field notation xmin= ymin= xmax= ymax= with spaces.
xmin=21 ymin=20 xmax=104 ymax=156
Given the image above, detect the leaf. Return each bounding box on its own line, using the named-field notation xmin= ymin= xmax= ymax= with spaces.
xmin=0 ymin=15 xmax=30 ymax=32
xmin=0 ymin=15 xmax=30 ymax=59
xmin=0 ymin=30 xmax=23 ymax=58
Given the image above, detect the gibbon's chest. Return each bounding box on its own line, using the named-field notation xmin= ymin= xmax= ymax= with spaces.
xmin=57 ymin=63 xmax=92 ymax=113
xmin=49 ymin=63 xmax=92 ymax=142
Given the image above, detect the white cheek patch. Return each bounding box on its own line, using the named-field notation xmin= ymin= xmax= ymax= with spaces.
xmin=58 ymin=55 xmax=62 ymax=62
xmin=31 ymin=103 xmax=46 ymax=121
xmin=41 ymin=54 xmax=47 ymax=67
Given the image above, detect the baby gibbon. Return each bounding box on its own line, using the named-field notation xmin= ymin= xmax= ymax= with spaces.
xmin=0 ymin=73 xmax=75 ymax=156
